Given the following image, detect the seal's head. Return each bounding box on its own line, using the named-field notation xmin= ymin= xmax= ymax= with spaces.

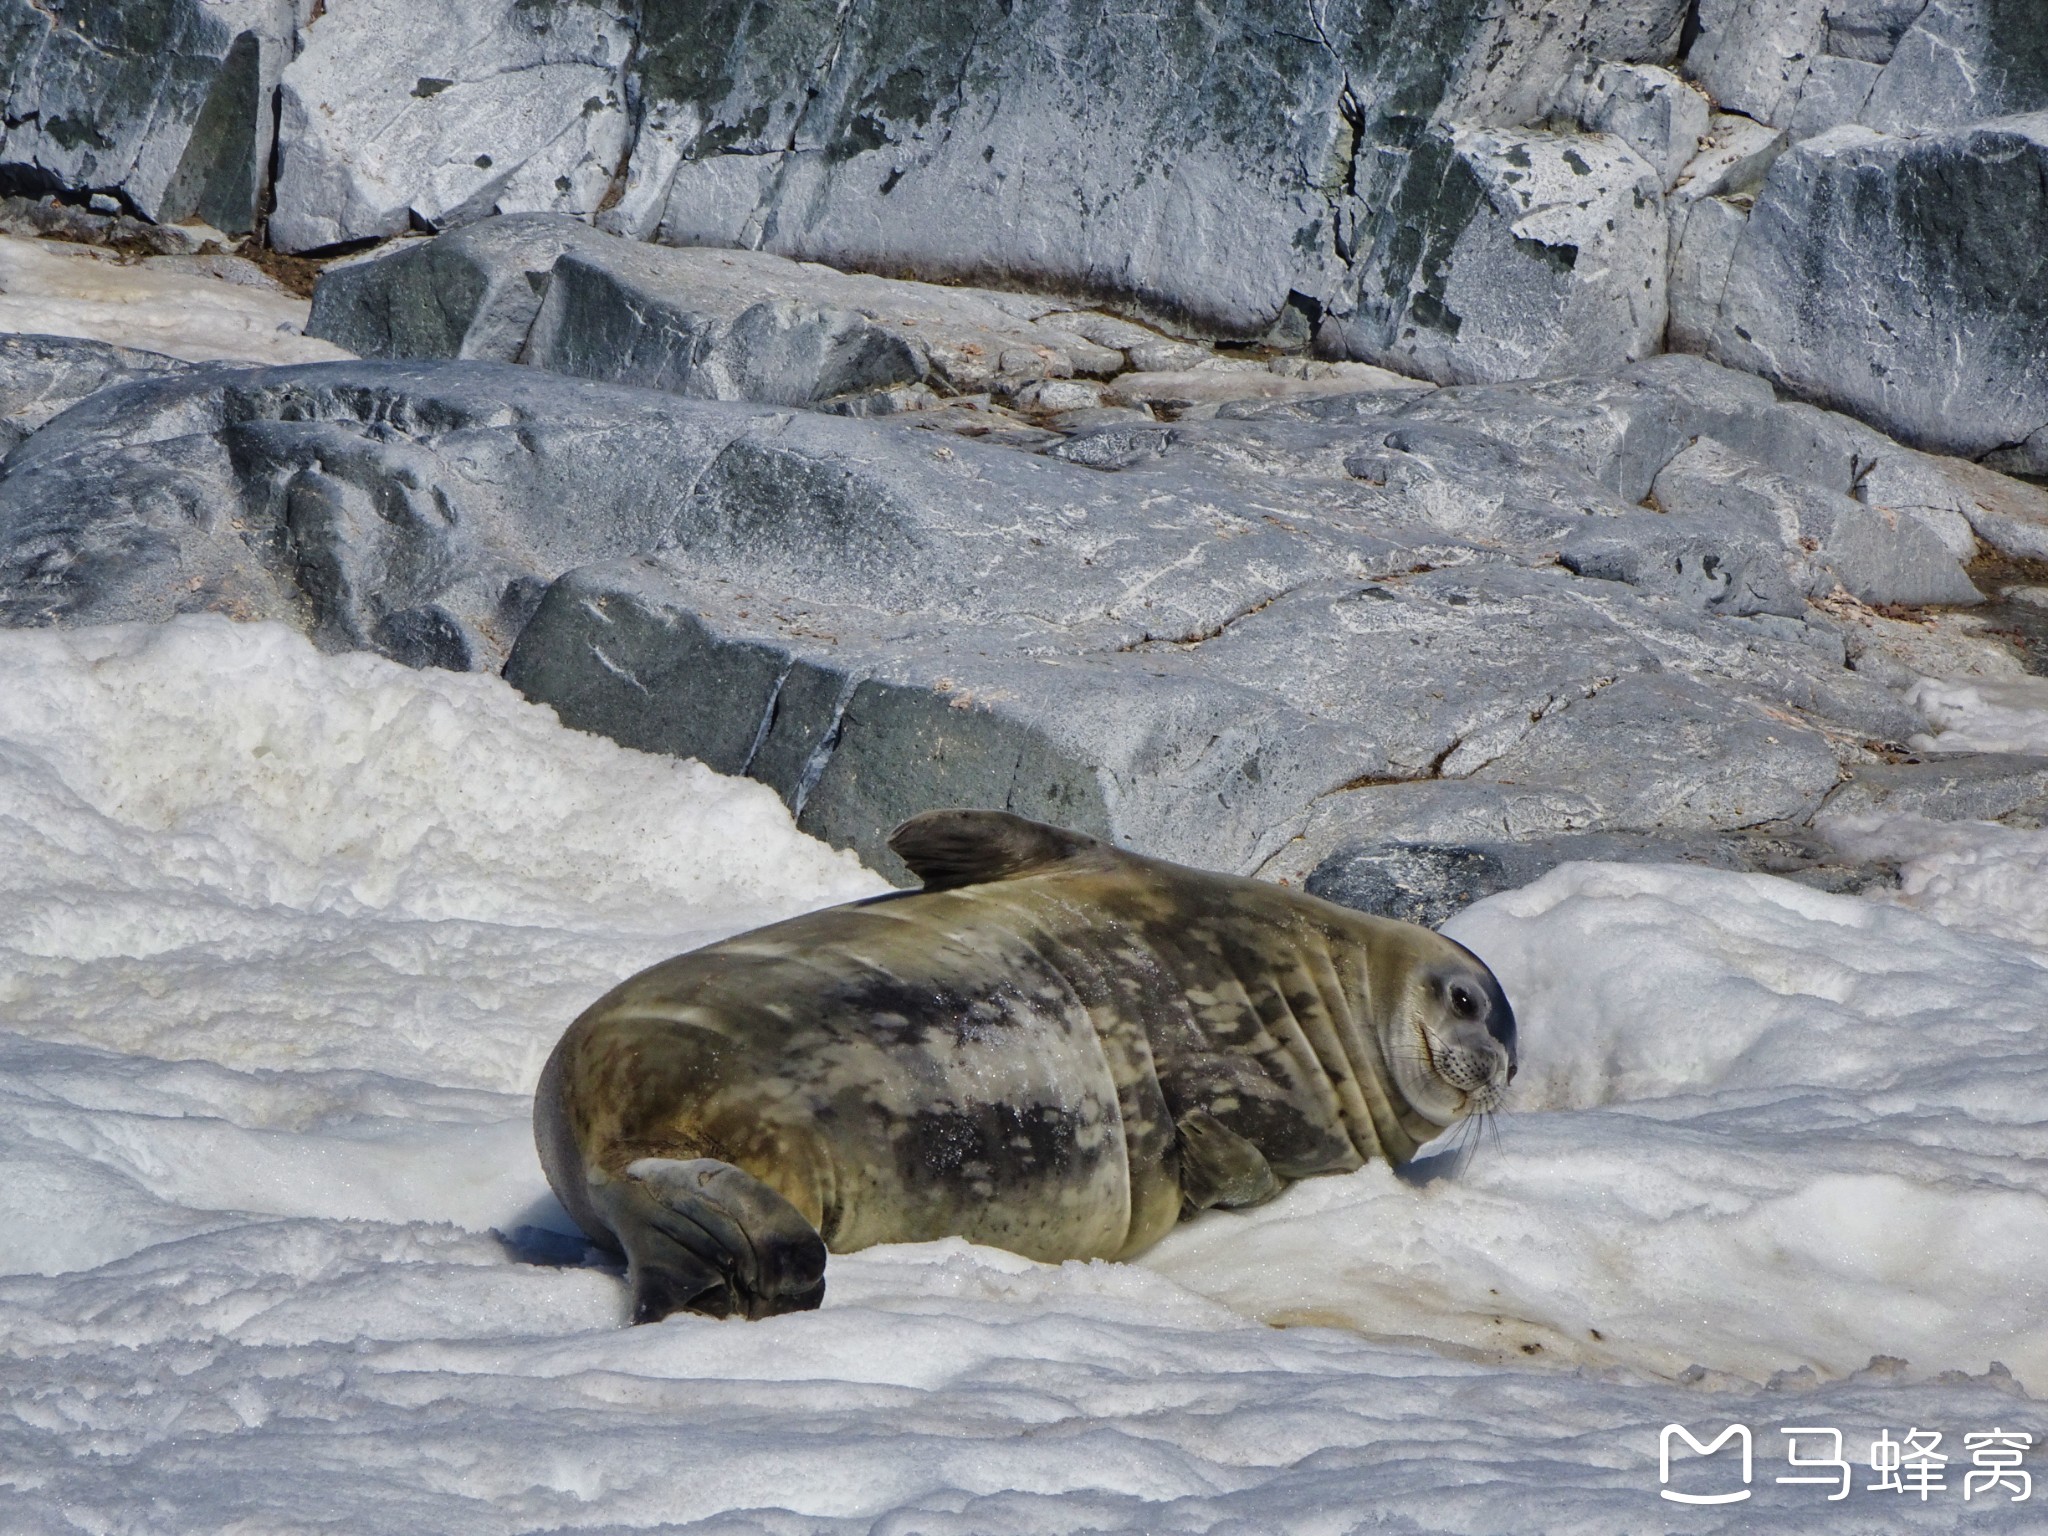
xmin=1379 ymin=933 xmax=1517 ymax=1127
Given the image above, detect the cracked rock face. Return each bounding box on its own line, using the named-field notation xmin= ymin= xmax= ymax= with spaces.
xmin=0 ymin=0 xmax=296 ymax=233
xmin=0 ymin=351 xmax=1978 ymax=881
xmin=1707 ymin=116 xmax=2048 ymax=471
xmin=0 ymin=333 xmax=193 ymax=455
xmin=1329 ymin=126 xmax=1668 ymax=385
xmin=268 ymin=0 xmax=634 ymax=252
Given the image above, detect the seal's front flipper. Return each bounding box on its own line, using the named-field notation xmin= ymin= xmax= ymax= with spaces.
xmin=1176 ymin=1108 xmax=1284 ymax=1215
xmin=595 ymin=1158 xmax=827 ymax=1323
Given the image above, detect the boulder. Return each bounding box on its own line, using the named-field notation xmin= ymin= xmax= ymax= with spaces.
xmin=0 ymin=334 xmax=193 ymax=456
xmin=269 ymin=0 xmax=635 ymax=252
xmin=1327 ymin=126 xmax=1668 ymax=385
xmin=1708 ymin=116 xmax=2048 ymax=471
xmin=1306 ymin=820 xmax=1884 ymax=926
xmin=521 ymin=241 xmax=1124 ymax=405
xmin=306 ymin=216 xmax=615 ymax=363
xmin=308 ymin=213 xmax=1184 ymax=409
xmin=265 ymin=0 xmax=1693 ymax=350
xmin=1556 ymin=62 xmax=1710 ymax=190
xmin=1687 ymin=0 xmax=2048 ymax=142
xmin=1683 ymin=0 xmax=1827 ymax=128
xmin=0 ymin=361 xmax=777 ymax=666
xmin=0 ymin=0 xmax=295 ymax=233
xmin=619 ymin=0 xmax=1690 ymax=342
xmin=1859 ymin=0 xmax=2048 ymax=134
xmin=1637 ymin=437 xmax=1982 ymax=608
xmin=0 ymin=0 xmax=296 ymax=234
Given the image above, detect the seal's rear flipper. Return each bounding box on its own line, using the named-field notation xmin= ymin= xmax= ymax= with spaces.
xmin=888 ymin=809 xmax=1109 ymax=891
xmin=1175 ymin=1108 xmax=1283 ymax=1214
xmin=595 ymin=1158 xmax=827 ymax=1323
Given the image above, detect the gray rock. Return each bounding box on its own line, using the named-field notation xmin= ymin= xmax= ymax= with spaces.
xmin=1819 ymin=0 xmax=1927 ymax=65
xmin=1684 ymin=0 xmax=1828 ymax=127
xmin=0 ymin=353 xmax=1934 ymax=879
xmin=1647 ymin=437 xmax=1981 ymax=607
xmin=0 ymin=361 xmax=779 ymax=665
xmin=0 ymin=195 xmax=225 ymax=256
xmin=1327 ymin=126 xmax=1668 ymax=385
xmin=310 ymin=213 xmax=1141 ymax=408
xmin=1787 ymin=55 xmax=1882 ymax=138
xmin=1470 ymin=670 xmax=1844 ymax=829
xmin=0 ymin=0 xmax=295 ymax=233
xmin=1824 ymin=754 xmax=2048 ymax=830
xmin=1666 ymin=195 xmax=1750 ymax=354
xmin=619 ymin=0 xmax=1689 ymax=342
xmin=1241 ymin=353 xmax=2036 ymax=571
xmin=1560 ymin=506 xmax=1805 ymax=618
xmin=1860 ymin=0 xmax=2048 ymax=134
xmin=1709 ymin=117 xmax=2048 ymax=470
xmin=1109 ymin=362 xmax=1429 ymax=416
xmin=1935 ymin=459 xmax=2048 ymax=563
xmin=269 ymin=0 xmax=634 ymax=252
xmin=1379 ymin=353 xmax=1778 ymax=502
xmin=1556 ymin=62 xmax=1710 ymax=190
xmin=1670 ymin=114 xmax=1787 ymax=202
xmin=0 ymin=334 xmax=194 ymax=456
xmin=1307 ymin=821 xmax=1886 ymax=926
xmin=523 ymin=240 xmax=1125 ymax=404
xmin=307 ymin=216 xmax=616 ymax=362
xmin=1713 ymin=400 xmax=1986 ymax=560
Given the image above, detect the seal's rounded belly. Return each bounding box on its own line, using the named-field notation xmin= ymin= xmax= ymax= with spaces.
xmin=535 ymin=810 xmax=1516 ymax=1322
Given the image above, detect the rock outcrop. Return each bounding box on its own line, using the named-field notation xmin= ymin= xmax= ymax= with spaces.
xmin=8 ymin=2 xmax=2045 ymax=480
xmin=2 ymin=347 xmax=2000 ymax=883
xmin=0 ymin=334 xmax=193 ymax=455
xmin=0 ymin=0 xmax=297 ymax=233
xmin=1705 ymin=116 xmax=2048 ymax=470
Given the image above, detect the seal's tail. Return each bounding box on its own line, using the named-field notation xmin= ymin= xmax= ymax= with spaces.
xmin=594 ymin=1158 xmax=827 ymax=1323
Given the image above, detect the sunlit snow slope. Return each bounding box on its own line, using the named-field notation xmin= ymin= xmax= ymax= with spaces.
xmin=3 ymin=618 xmax=2045 ymax=1533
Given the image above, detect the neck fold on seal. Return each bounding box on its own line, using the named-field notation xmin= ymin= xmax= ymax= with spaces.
xmin=1298 ymin=939 xmax=1433 ymax=1168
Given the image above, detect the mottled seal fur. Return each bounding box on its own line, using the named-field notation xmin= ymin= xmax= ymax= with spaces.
xmin=535 ymin=810 xmax=1516 ymax=1322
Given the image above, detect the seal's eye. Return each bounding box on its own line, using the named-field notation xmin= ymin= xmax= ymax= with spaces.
xmin=1449 ymin=984 xmax=1478 ymax=1019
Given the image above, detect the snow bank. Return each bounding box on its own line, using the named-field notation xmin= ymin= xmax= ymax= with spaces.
xmin=0 ymin=232 xmax=351 ymax=366
xmin=1908 ymin=673 xmax=2048 ymax=755
xmin=4 ymin=616 xmax=2046 ymax=1532
xmin=0 ymin=618 xmax=880 ymax=1276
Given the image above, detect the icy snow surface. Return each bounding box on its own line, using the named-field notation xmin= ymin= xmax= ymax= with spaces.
xmin=0 ymin=234 xmax=351 ymax=366
xmin=3 ymin=620 xmax=2047 ymax=1532
xmin=1908 ymin=674 xmax=2048 ymax=756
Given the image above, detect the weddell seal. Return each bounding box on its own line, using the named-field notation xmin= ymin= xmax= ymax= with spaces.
xmin=534 ymin=810 xmax=1516 ymax=1322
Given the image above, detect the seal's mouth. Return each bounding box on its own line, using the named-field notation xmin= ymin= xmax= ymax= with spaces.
xmin=1413 ymin=1018 xmax=1509 ymax=1117
xmin=1460 ymin=1081 xmax=1505 ymax=1116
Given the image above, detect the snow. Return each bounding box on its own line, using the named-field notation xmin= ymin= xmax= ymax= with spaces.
xmin=0 ymin=233 xmax=351 ymax=366
xmin=1908 ymin=673 xmax=2048 ymax=755
xmin=4 ymin=618 xmax=2048 ymax=1532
